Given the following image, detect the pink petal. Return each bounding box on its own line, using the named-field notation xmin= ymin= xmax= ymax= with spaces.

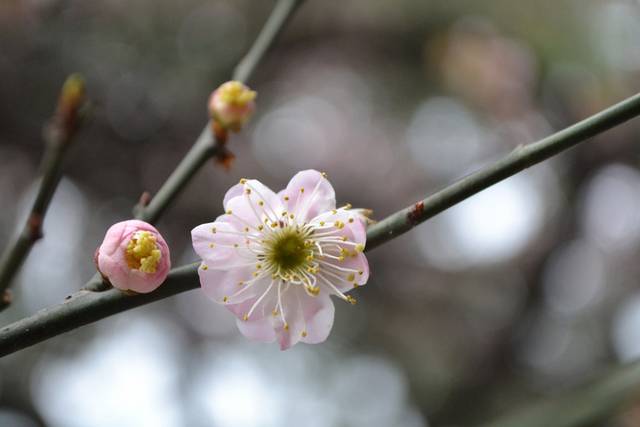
xmin=235 ymin=317 xmax=276 ymax=343
xmin=275 ymin=286 xmax=336 ymax=349
xmin=275 ymin=286 xmax=306 ymax=350
xmin=226 ymin=281 xmax=277 ymax=321
xmin=191 ymin=221 xmax=254 ymax=270
xmin=198 ymin=265 xmax=266 ymax=304
xmin=300 ymin=290 xmax=335 ymax=345
xmin=223 ymin=182 xmax=245 ymax=209
xmin=224 ymin=180 xmax=285 ymax=229
xmin=320 ymin=252 xmax=370 ymax=292
xmin=310 ymin=209 xmax=367 ymax=246
xmin=280 ymin=170 xmax=336 ymax=222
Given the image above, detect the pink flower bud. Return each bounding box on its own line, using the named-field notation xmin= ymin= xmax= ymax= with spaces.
xmin=96 ymin=220 xmax=171 ymax=293
xmin=208 ymin=81 xmax=257 ymax=131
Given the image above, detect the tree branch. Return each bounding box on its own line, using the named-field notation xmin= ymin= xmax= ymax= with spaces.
xmin=232 ymin=0 xmax=305 ymax=83
xmin=0 ymin=74 xmax=86 ymax=308
xmin=133 ymin=0 xmax=306 ymax=224
xmin=365 ymin=91 xmax=640 ymax=250
xmin=84 ymin=0 xmax=307 ymax=292
xmin=2 ymin=91 xmax=640 ymax=357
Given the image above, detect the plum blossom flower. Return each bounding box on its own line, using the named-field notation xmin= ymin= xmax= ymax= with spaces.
xmin=208 ymin=80 xmax=257 ymax=132
xmin=96 ymin=220 xmax=171 ymax=293
xmin=191 ymin=170 xmax=370 ymax=350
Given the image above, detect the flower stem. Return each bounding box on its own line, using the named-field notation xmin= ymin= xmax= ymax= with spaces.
xmin=0 ymin=74 xmax=86 ymax=309
xmin=2 ymin=91 xmax=640 ymax=356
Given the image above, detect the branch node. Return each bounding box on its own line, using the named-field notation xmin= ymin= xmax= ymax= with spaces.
xmin=407 ymin=201 xmax=425 ymax=225
xmin=26 ymin=214 xmax=44 ymax=242
xmin=138 ymin=191 xmax=152 ymax=207
xmin=1 ymin=290 xmax=12 ymax=308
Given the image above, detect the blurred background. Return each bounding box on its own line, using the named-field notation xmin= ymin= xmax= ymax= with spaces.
xmin=2 ymin=0 xmax=640 ymax=426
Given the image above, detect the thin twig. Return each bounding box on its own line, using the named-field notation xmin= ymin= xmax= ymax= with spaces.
xmin=232 ymin=0 xmax=305 ymax=83
xmin=84 ymin=0 xmax=307 ymax=293
xmin=2 ymin=91 xmax=640 ymax=356
xmin=365 ymin=91 xmax=640 ymax=250
xmin=0 ymin=74 xmax=86 ymax=309
xmin=132 ymin=0 xmax=306 ymax=224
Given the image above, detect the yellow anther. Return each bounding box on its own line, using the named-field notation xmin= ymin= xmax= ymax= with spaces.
xmin=211 ymin=227 xmax=217 ymax=233
xmin=272 ymin=309 xmax=279 ymax=316
xmin=244 ymin=227 xmax=249 ymax=232
xmin=355 ymin=243 xmax=365 ymax=253
xmin=358 ymin=270 xmax=364 ymax=275
xmin=284 ymin=196 xmax=290 ymax=201
xmin=233 ymin=243 xmax=239 ymax=248
xmin=282 ymin=211 xmax=288 ymax=216
xmin=306 ymin=254 xmax=314 ymax=261
xmin=238 ymin=281 xmax=244 ymax=286
xmin=302 ymin=330 xmax=308 ymax=338
xmin=284 ymin=323 xmax=289 ymax=331
xmin=289 ymin=214 xmax=294 ymax=219
xmin=201 ymin=264 xmax=208 ymax=271
xmin=258 ymin=201 xmax=264 ymax=206
xmin=252 ymin=272 xmax=259 ymax=277
xmin=319 ymin=221 xmax=325 ymax=226
xmin=344 ymin=203 xmax=352 ymax=209
xmin=209 ymin=243 xmax=215 ymax=248
xmin=242 ymin=314 xmax=249 ymax=321
xmin=239 ymin=178 xmax=247 ymax=184
xmin=306 ymin=285 xmax=320 ymax=296
xmin=226 ymin=209 xmax=233 ymax=215
xmin=218 ymin=81 xmax=257 ymax=106
xmin=331 ymin=209 xmax=337 ymax=215
xmin=353 ymin=283 xmax=360 ymax=288
xmin=271 ymin=222 xmax=278 ymax=228
xmin=321 ymin=172 xmax=327 ymax=178
xmin=338 ymin=256 xmax=345 ymax=261
xmin=256 ymin=264 xmax=262 ymax=269
xmin=125 ymin=231 xmax=161 ymax=273
xmin=346 ymin=295 xmax=357 ymax=305
xmin=258 ymin=225 xmax=264 ymax=231
xmin=348 ymin=218 xmax=354 ymax=223
xmin=347 ymin=273 xmax=355 ymax=282
xmin=341 ymin=236 xmax=348 ymax=242
xmin=223 ymin=296 xmax=229 ymax=303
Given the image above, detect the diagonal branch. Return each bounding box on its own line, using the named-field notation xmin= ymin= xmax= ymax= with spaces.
xmin=365 ymin=91 xmax=640 ymax=251
xmin=133 ymin=0 xmax=306 ymax=224
xmin=2 ymin=91 xmax=640 ymax=357
xmin=84 ymin=0 xmax=307 ymax=292
xmin=0 ymin=74 xmax=86 ymax=308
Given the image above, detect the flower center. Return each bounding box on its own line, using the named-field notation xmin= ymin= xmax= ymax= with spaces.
xmin=125 ymin=231 xmax=161 ymax=273
xmin=265 ymin=230 xmax=310 ymax=274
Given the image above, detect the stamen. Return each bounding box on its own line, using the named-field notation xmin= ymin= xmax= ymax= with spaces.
xmin=317 ymin=273 xmax=352 ymax=303
xmin=245 ymin=280 xmax=274 ymax=320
